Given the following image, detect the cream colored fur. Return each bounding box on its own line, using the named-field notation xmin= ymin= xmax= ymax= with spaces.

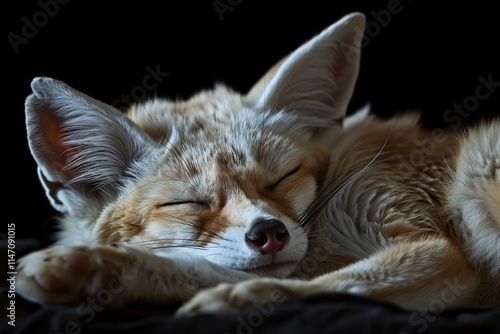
xmin=16 ymin=13 xmax=499 ymax=313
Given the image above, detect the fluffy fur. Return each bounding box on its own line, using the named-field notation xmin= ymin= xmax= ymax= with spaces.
xmin=16 ymin=13 xmax=500 ymax=313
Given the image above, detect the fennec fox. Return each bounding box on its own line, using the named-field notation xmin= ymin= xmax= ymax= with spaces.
xmin=16 ymin=13 xmax=500 ymax=313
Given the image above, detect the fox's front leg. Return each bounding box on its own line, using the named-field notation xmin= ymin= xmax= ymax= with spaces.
xmin=16 ymin=244 xmax=255 ymax=306
xmin=178 ymin=238 xmax=478 ymax=314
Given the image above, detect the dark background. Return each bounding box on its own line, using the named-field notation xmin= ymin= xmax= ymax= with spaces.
xmin=4 ymin=1 xmax=499 ymax=243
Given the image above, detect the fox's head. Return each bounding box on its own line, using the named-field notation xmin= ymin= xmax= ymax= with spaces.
xmin=25 ymin=13 xmax=365 ymax=278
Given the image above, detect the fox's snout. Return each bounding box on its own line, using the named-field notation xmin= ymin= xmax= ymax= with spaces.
xmin=245 ymin=219 xmax=290 ymax=255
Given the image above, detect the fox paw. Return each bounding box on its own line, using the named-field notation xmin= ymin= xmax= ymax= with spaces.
xmin=16 ymin=244 xmax=135 ymax=305
xmin=177 ymin=278 xmax=298 ymax=315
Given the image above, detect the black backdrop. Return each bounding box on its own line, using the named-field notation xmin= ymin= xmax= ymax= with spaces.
xmin=5 ymin=0 xmax=500 ymax=242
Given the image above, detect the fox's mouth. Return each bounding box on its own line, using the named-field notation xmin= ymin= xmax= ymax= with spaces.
xmin=237 ymin=260 xmax=298 ymax=278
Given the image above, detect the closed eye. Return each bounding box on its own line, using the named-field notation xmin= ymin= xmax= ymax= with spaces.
xmin=159 ymin=201 xmax=209 ymax=208
xmin=267 ymin=167 xmax=300 ymax=191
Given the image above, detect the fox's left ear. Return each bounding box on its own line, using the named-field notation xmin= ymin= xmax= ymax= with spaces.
xmin=245 ymin=12 xmax=365 ymax=126
xmin=25 ymin=77 xmax=156 ymax=220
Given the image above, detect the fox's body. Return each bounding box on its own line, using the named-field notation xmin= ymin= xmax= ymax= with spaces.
xmin=17 ymin=13 xmax=500 ymax=312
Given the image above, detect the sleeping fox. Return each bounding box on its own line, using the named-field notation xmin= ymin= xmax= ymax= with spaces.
xmin=16 ymin=12 xmax=500 ymax=313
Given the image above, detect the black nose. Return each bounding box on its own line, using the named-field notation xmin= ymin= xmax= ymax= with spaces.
xmin=246 ymin=219 xmax=289 ymax=255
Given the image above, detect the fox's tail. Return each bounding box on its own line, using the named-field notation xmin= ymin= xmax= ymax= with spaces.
xmin=447 ymin=119 xmax=500 ymax=280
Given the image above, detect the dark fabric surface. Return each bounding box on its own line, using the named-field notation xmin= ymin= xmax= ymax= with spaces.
xmin=2 ymin=239 xmax=499 ymax=334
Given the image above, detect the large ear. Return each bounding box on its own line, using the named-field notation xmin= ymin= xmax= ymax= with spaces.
xmin=245 ymin=12 xmax=365 ymax=126
xmin=25 ymin=77 xmax=155 ymax=219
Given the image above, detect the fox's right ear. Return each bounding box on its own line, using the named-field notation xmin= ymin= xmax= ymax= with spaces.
xmin=245 ymin=12 xmax=365 ymax=128
xmin=25 ymin=77 xmax=155 ymax=219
